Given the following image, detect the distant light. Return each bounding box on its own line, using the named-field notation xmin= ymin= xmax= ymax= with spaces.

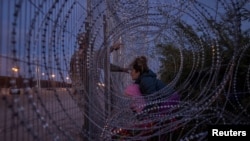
xmin=51 ymin=74 xmax=55 ymax=78
xmin=97 ymin=82 xmax=105 ymax=87
xmin=12 ymin=67 xmax=19 ymax=72
xmin=66 ymin=77 xmax=69 ymax=80
xmin=42 ymin=73 xmax=45 ymax=76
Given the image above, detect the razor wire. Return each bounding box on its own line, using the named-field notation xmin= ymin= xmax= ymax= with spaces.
xmin=0 ymin=0 xmax=249 ymax=141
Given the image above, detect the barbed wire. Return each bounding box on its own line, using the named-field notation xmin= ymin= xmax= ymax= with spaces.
xmin=0 ymin=0 xmax=249 ymax=140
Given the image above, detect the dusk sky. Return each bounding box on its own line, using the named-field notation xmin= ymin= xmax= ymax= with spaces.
xmin=0 ymin=0 xmax=249 ymax=80
xmin=0 ymin=1 xmax=249 ymax=140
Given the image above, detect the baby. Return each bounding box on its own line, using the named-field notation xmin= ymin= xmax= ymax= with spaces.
xmin=124 ymin=84 xmax=146 ymax=113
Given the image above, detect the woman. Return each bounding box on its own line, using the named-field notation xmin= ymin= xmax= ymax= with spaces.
xmin=129 ymin=56 xmax=167 ymax=96
xmin=128 ymin=56 xmax=180 ymax=140
xmin=129 ymin=56 xmax=180 ymax=111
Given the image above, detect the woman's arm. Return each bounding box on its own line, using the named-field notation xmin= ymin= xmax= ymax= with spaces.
xmin=110 ymin=64 xmax=129 ymax=73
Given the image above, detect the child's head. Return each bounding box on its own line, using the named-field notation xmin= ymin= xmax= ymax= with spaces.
xmin=124 ymin=84 xmax=141 ymax=97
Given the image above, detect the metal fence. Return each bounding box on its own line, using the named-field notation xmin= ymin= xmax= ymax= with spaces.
xmin=1 ymin=0 xmax=250 ymax=141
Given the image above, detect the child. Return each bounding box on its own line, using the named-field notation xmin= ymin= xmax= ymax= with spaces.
xmin=124 ymin=84 xmax=146 ymax=113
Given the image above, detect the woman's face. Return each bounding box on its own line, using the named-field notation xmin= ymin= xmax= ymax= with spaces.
xmin=130 ymin=68 xmax=140 ymax=80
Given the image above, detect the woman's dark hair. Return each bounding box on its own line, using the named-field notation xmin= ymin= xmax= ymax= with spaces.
xmin=130 ymin=56 xmax=149 ymax=74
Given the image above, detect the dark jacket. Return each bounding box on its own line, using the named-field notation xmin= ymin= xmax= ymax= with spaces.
xmin=134 ymin=70 xmax=179 ymax=117
xmin=135 ymin=69 xmax=166 ymax=95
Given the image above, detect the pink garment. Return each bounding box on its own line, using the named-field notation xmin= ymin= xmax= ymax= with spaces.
xmin=124 ymin=84 xmax=146 ymax=112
